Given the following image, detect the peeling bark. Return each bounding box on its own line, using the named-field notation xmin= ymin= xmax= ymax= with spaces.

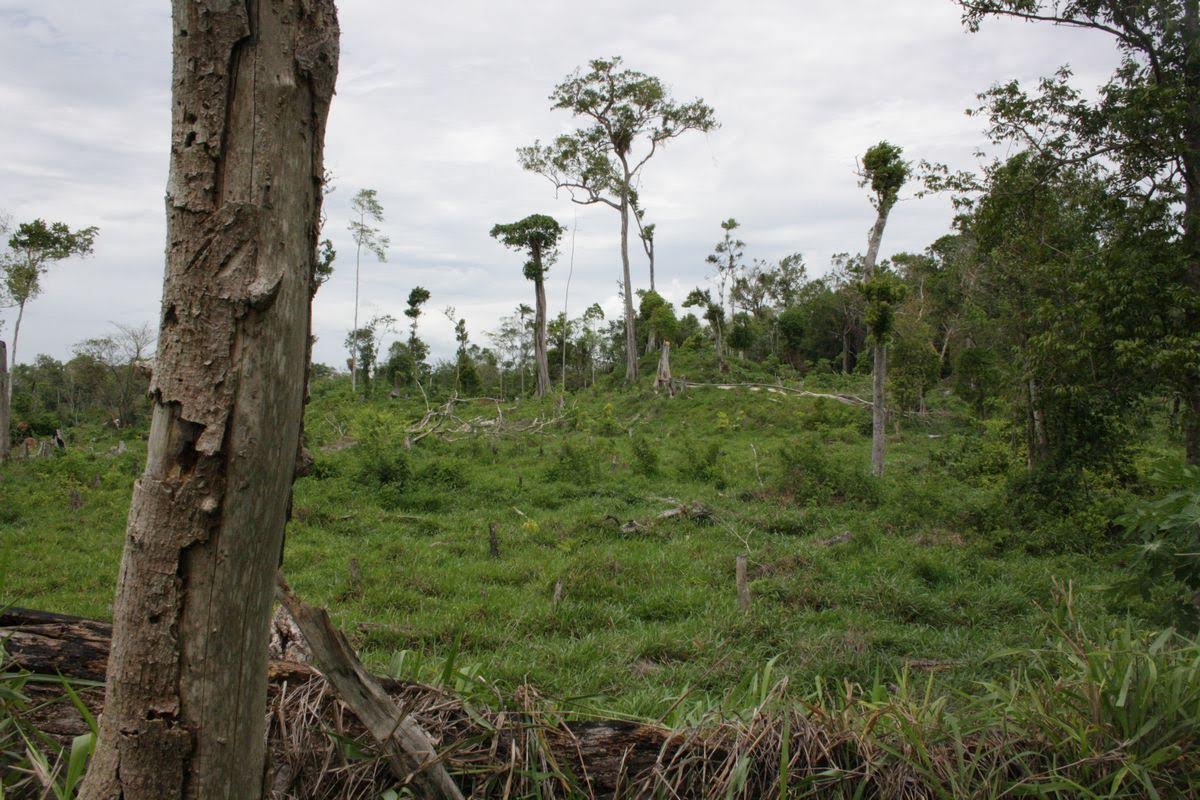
xmin=79 ymin=2 xmax=338 ymax=798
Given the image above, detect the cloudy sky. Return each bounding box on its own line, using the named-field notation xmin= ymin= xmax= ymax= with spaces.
xmin=0 ymin=1 xmax=1118 ymax=367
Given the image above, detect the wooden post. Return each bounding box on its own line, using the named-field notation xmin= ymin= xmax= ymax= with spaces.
xmin=0 ymin=341 xmax=8 ymax=462
xmin=488 ymin=522 xmax=500 ymax=559
xmin=654 ymin=340 xmax=674 ymax=397
xmin=736 ymin=554 xmax=750 ymax=612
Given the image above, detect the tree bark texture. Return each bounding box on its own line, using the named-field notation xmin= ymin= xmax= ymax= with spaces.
xmin=0 ymin=340 xmax=9 ymax=461
xmin=654 ymin=340 xmax=673 ymax=396
xmin=865 ymin=206 xmax=890 ymax=477
xmin=619 ymin=174 xmax=638 ymax=383
xmin=533 ymin=248 xmax=550 ymax=398
xmin=7 ymin=302 xmax=22 ymax=403
xmin=79 ymin=2 xmax=338 ymax=798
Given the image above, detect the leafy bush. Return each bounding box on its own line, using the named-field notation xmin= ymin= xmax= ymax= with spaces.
xmin=351 ymin=411 xmax=410 ymax=487
xmin=776 ymin=435 xmax=877 ymax=506
xmin=629 ymin=433 xmax=659 ymax=476
xmin=678 ymin=439 xmax=723 ymax=483
xmin=416 ymin=458 xmax=468 ymax=488
xmin=1113 ymin=465 xmax=1200 ymax=631
xmin=545 ymin=441 xmax=599 ymax=484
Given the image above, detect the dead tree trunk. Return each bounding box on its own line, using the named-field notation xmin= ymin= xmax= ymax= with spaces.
xmin=0 ymin=341 xmax=9 ymax=462
xmin=654 ymin=340 xmax=674 ymax=397
xmin=533 ymin=264 xmax=550 ymax=398
xmin=79 ymin=3 xmax=338 ymax=799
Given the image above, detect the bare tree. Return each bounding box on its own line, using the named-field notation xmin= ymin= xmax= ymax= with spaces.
xmin=79 ymin=1 xmax=338 ymax=797
xmin=490 ymin=214 xmax=564 ymax=398
xmin=347 ymin=189 xmax=389 ymax=392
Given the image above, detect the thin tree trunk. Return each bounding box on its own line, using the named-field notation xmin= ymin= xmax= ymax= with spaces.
xmin=864 ymin=206 xmax=891 ymax=476
xmin=871 ymin=343 xmax=886 ymax=476
xmin=7 ymin=301 xmax=23 ymax=402
xmin=79 ymin=2 xmax=338 ymax=798
xmin=0 ymin=340 xmax=9 ymax=462
xmin=620 ymin=167 xmax=638 ymax=383
xmin=351 ymin=225 xmax=362 ymax=393
xmin=533 ymin=268 xmax=550 ymax=398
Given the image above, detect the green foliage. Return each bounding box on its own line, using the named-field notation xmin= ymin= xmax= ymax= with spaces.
xmin=1113 ymin=465 xmax=1200 ymax=631
xmin=352 ymin=411 xmax=410 ymax=487
xmin=489 ymin=214 xmax=564 ymax=281
xmin=1 ymin=649 xmax=99 ymax=799
xmin=3 ymin=218 xmax=98 ymax=307
xmin=860 ymin=270 xmax=907 ymax=339
xmin=954 ymin=346 xmax=1002 ymax=416
xmin=678 ymin=439 xmax=723 ymax=483
xmin=859 ymin=140 xmax=910 ymax=210
xmin=776 ymin=435 xmax=878 ymax=506
xmin=888 ymin=314 xmax=940 ymax=411
xmin=629 ymin=433 xmax=659 ymax=476
xmin=347 ymin=188 xmax=389 ymax=260
xmin=545 ymin=440 xmax=599 ymax=483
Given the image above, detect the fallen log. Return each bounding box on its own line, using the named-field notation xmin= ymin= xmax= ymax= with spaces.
xmin=0 ymin=607 xmax=681 ymax=799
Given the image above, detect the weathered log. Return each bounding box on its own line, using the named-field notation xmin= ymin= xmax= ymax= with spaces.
xmin=278 ymin=577 xmax=464 ymax=800
xmin=0 ymin=608 xmax=682 ymax=798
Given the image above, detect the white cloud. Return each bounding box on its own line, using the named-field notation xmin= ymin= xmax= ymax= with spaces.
xmin=0 ymin=0 xmax=1118 ymax=366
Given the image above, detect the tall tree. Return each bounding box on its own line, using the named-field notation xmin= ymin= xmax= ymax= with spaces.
xmin=0 ymin=340 xmax=8 ymax=462
xmin=684 ymin=287 xmax=727 ymax=366
xmin=519 ymin=57 xmax=717 ymax=383
xmin=405 ymin=285 xmax=432 ymax=384
xmin=2 ymin=219 xmax=97 ymax=395
xmin=490 ymin=214 xmax=565 ymax=398
xmin=957 ymin=0 xmax=1200 ymax=463
xmin=858 ymin=141 xmax=911 ymax=477
xmin=347 ymin=188 xmax=389 ymax=392
xmin=706 ymin=218 xmax=745 ymax=320
xmin=79 ymin=1 xmax=338 ymax=797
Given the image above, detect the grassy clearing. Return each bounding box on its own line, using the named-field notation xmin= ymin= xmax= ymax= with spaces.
xmin=0 ymin=353 xmax=1163 ymax=723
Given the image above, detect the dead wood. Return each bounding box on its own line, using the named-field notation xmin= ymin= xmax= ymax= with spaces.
xmin=678 ymin=380 xmax=871 ymax=408
xmin=277 ymin=576 xmax=464 ymax=800
xmin=1 ymin=607 xmax=682 ymax=799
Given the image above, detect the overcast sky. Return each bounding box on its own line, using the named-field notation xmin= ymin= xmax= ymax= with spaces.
xmin=0 ymin=1 xmax=1119 ymax=367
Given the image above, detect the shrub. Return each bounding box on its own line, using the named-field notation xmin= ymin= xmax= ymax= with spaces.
xmin=349 ymin=410 xmax=410 ymax=487
xmin=678 ymin=439 xmax=723 ymax=483
xmin=776 ymin=436 xmax=877 ymax=506
xmin=416 ymin=458 xmax=468 ymax=488
xmin=545 ymin=441 xmax=599 ymax=484
xmin=630 ymin=434 xmax=659 ymax=476
xmin=1113 ymin=464 xmax=1200 ymax=631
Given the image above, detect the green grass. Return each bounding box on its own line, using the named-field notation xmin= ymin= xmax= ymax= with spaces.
xmin=0 ymin=361 xmax=1156 ymax=719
